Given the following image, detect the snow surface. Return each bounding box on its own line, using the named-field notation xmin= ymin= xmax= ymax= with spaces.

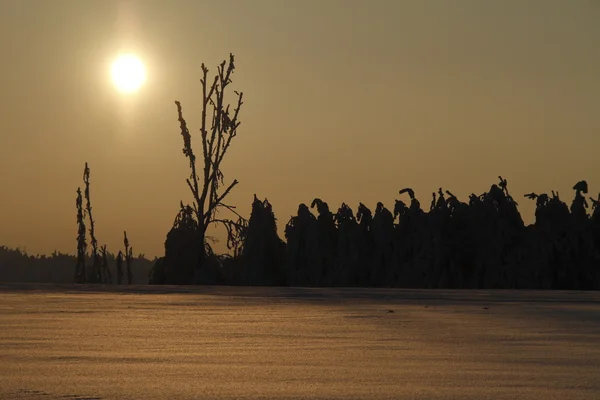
xmin=1 ymin=284 xmax=599 ymax=399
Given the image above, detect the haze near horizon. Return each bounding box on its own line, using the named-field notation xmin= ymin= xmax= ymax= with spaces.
xmin=0 ymin=0 xmax=598 ymax=258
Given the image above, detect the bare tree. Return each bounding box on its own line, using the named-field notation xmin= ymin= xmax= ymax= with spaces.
xmin=174 ymin=53 xmax=246 ymax=277
xmin=83 ymin=162 xmax=101 ymax=283
xmin=100 ymin=245 xmax=112 ymax=284
xmin=75 ymin=187 xmax=87 ymax=283
xmin=116 ymin=250 xmax=124 ymax=285
xmin=124 ymin=231 xmax=133 ymax=285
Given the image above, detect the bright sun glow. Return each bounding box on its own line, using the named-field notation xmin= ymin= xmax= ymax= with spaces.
xmin=111 ymin=54 xmax=146 ymax=94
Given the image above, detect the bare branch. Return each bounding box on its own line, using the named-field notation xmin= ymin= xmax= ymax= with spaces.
xmin=204 ymin=179 xmax=238 ymax=227
xmin=217 ymin=203 xmax=245 ymax=220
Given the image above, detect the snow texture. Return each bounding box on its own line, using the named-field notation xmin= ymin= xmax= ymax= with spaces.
xmin=1 ymin=284 xmax=599 ymax=399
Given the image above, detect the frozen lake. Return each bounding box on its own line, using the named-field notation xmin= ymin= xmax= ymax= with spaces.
xmin=1 ymin=284 xmax=599 ymax=399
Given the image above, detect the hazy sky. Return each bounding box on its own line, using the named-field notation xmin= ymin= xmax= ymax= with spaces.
xmin=1 ymin=0 xmax=599 ymax=258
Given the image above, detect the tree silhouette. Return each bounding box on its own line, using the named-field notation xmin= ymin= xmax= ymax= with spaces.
xmin=116 ymin=250 xmax=124 ymax=285
xmin=82 ymin=163 xmax=101 ymax=283
xmin=124 ymin=231 xmax=133 ymax=285
xmin=241 ymin=195 xmax=286 ymax=285
xmin=75 ymin=187 xmax=87 ymax=284
xmin=174 ymin=53 xmax=245 ymax=283
xmin=73 ymin=162 xmax=133 ymax=285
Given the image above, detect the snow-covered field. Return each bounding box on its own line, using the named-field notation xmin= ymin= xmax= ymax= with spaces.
xmin=1 ymin=284 xmax=599 ymax=400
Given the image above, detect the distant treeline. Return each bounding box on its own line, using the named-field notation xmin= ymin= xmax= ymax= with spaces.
xmin=0 ymin=246 xmax=155 ymax=284
xmin=151 ymin=178 xmax=600 ymax=290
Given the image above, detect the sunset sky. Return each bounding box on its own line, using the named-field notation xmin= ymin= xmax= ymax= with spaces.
xmin=0 ymin=0 xmax=598 ymax=258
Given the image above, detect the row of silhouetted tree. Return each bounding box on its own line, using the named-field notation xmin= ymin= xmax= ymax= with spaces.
xmin=59 ymin=54 xmax=598 ymax=290
xmin=150 ymin=177 xmax=600 ymax=290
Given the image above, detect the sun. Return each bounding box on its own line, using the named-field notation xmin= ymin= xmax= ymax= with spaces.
xmin=111 ymin=54 xmax=146 ymax=94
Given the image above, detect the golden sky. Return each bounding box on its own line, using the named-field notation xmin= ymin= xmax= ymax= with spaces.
xmin=0 ymin=0 xmax=599 ymax=258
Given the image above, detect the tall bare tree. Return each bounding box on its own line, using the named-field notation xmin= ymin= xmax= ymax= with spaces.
xmin=75 ymin=187 xmax=87 ymax=283
xmin=83 ymin=162 xmax=101 ymax=283
xmin=116 ymin=250 xmax=124 ymax=285
xmin=123 ymin=231 xmax=133 ymax=285
xmin=174 ymin=53 xmax=246 ymax=277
